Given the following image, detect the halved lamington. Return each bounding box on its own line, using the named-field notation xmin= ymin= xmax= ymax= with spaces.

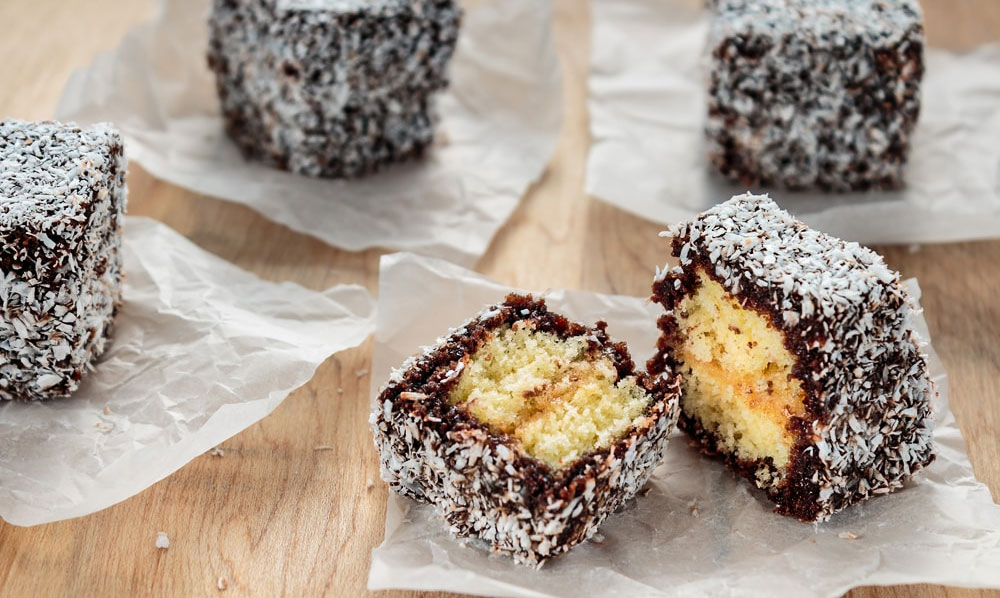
xmin=650 ymin=193 xmax=934 ymax=521
xmin=0 ymin=119 xmax=127 ymax=401
xmin=371 ymin=294 xmax=681 ymax=564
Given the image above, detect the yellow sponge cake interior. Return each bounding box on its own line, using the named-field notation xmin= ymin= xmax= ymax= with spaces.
xmin=448 ymin=320 xmax=651 ymax=470
xmin=675 ymin=269 xmax=806 ymax=475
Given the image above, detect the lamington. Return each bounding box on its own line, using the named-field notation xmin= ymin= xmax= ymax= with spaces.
xmin=207 ymin=0 xmax=462 ymax=178
xmin=371 ymin=294 xmax=681 ymax=565
xmin=706 ymin=0 xmax=925 ymax=191
xmin=650 ymin=193 xmax=934 ymax=521
xmin=0 ymin=119 xmax=126 ymax=401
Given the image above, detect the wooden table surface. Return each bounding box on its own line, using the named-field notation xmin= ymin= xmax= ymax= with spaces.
xmin=1 ymin=1 xmax=998 ymax=596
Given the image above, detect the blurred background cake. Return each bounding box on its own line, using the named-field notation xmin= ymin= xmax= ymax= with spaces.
xmin=706 ymin=0 xmax=925 ymax=191
xmin=207 ymin=0 xmax=461 ymax=178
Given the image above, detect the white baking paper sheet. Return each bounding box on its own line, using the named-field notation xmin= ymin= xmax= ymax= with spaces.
xmin=0 ymin=217 xmax=375 ymax=527
xmin=54 ymin=0 xmax=562 ymax=266
xmin=367 ymin=252 xmax=1000 ymax=598
xmin=586 ymin=0 xmax=1000 ymax=244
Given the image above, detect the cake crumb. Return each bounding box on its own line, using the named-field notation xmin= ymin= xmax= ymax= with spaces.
xmin=208 ymin=447 xmax=225 ymax=457
xmin=314 ymin=445 xmax=334 ymax=451
xmin=838 ymin=531 xmax=860 ymax=540
xmin=217 ymin=576 xmax=228 ymax=591
xmin=688 ymin=500 xmax=700 ymax=517
xmin=155 ymin=531 xmax=170 ymax=549
xmin=102 ymin=405 xmax=112 ymax=415
xmin=366 ymin=479 xmax=376 ymax=491
xmin=590 ymin=532 xmax=606 ymax=545
xmin=337 ymin=387 xmax=344 ymax=394
xmin=95 ymin=421 xmax=114 ymax=434
xmin=355 ymin=369 xmax=369 ymax=378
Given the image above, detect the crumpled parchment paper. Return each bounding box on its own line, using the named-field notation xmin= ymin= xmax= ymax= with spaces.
xmin=367 ymin=252 xmax=1000 ymax=598
xmin=54 ymin=0 xmax=562 ymax=266
xmin=0 ymin=217 xmax=375 ymax=527
xmin=586 ymin=0 xmax=1000 ymax=244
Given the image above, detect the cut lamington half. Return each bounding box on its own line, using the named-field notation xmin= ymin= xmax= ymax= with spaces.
xmin=650 ymin=193 xmax=934 ymax=522
xmin=371 ymin=294 xmax=681 ymax=565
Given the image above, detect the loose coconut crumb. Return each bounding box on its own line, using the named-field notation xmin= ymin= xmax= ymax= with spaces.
xmin=155 ymin=531 xmax=170 ymax=549
xmin=208 ymin=447 xmax=225 ymax=457
xmin=217 ymin=576 xmax=228 ymax=591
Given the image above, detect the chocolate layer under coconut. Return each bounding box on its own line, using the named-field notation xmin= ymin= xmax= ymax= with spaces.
xmin=650 ymin=193 xmax=934 ymax=521
xmin=371 ymin=294 xmax=681 ymax=565
xmin=0 ymin=119 xmax=126 ymax=401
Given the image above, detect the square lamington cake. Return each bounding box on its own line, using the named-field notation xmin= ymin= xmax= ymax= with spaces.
xmin=207 ymin=0 xmax=462 ymax=178
xmin=650 ymin=193 xmax=934 ymax=521
xmin=706 ymin=0 xmax=925 ymax=191
xmin=0 ymin=120 xmax=126 ymax=401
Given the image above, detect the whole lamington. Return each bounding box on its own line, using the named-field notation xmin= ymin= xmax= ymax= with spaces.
xmin=207 ymin=0 xmax=461 ymax=178
xmin=0 ymin=119 xmax=126 ymax=401
xmin=706 ymin=0 xmax=925 ymax=191
xmin=650 ymin=193 xmax=934 ymax=521
xmin=371 ymin=294 xmax=681 ymax=565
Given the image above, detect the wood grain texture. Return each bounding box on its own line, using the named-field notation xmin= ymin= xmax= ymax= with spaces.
xmin=0 ymin=1 xmax=998 ymax=597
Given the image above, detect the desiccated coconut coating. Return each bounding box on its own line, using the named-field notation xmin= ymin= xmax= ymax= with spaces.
xmin=706 ymin=0 xmax=924 ymax=191
xmin=650 ymin=193 xmax=934 ymax=521
xmin=207 ymin=0 xmax=461 ymax=178
xmin=0 ymin=119 xmax=126 ymax=401
xmin=371 ymin=294 xmax=682 ymax=565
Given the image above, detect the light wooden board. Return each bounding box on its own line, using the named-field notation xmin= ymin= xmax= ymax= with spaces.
xmin=0 ymin=1 xmax=997 ymax=596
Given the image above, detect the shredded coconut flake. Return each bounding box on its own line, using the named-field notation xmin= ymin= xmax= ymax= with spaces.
xmin=155 ymin=531 xmax=170 ymax=549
